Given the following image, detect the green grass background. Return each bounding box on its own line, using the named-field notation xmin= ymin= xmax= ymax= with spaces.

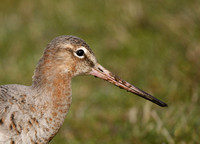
xmin=0 ymin=0 xmax=199 ymax=143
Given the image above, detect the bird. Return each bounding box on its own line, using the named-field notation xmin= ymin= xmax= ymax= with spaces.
xmin=0 ymin=35 xmax=167 ymax=144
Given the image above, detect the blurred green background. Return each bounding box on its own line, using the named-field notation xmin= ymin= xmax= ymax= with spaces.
xmin=0 ymin=0 xmax=199 ymax=143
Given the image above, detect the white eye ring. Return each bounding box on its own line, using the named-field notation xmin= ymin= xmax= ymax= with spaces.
xmin=74 ymin=47 xmax=88 ymax=59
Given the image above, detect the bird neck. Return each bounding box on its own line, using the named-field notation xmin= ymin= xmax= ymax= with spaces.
xmin=31 ymin=56 xmax=73 ymax=141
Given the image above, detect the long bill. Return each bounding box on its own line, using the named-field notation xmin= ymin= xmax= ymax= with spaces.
xmin=89 ymin=63 xmax=168 ymax=107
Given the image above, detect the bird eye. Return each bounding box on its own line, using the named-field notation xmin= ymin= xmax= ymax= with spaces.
xmin=76 ymin=49 xmax=84 ymax=56
xmin=74 ymin=48 xmax=85 ymax=58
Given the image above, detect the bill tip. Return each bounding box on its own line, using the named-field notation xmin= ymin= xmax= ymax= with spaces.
xmin=160 ymin=102 xmax=168 ymax=107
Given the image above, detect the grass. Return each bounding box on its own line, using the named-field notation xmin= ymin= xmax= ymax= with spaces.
xmin=0 ymin=0 xmax=199 ymax=143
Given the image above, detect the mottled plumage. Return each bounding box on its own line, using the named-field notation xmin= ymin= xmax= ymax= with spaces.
xmin=0 ymin=35 xmax=167 ymax=144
